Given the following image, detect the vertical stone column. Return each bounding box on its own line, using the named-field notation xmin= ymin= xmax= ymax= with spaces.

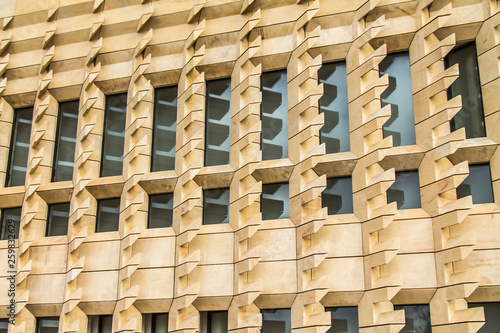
xmin=410 ymin=1 xmax=485 ymax=331
xmin=347 ymin=1 xmax=404 ymax=332
xmin=228 ymin=9 xmax=262 ymax=333
xmin=287 ymin=1 xmax=331 ymax=333
xmin=169 ymin=18 xmax=205 ymax=333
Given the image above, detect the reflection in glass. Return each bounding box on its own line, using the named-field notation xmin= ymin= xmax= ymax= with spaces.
xmin=325 ymin=307 xmax=358 ymax=333
xmin=149 ymin=194 xmax=173 ymax=228
xmin=152 ymin=87 xmax=177 ymax=172
xmin=379 ymin=53 xmax=416 ymax=147
xmin=319 ymin=62 xmax=350 ymax=153
xmin=152 ymin=313 xmax=168 ymax=333
xmin=322 ymin=177 xmax=353 ymax=215
xmin=387 ymin=171 xmax=421 ymax=209
xmin=53 ymin=101 xmax=78 ymax=182
xmin=101 ymin=94 xmax=127 ymax=177
xmin=206 ymin=79 xmax=231 ymax=166
xmin=96 ymin=198 xmax=120 ymax=232
xmin=394 ymin=305 xmax=431 ymax=333
xmin=457 ymin=164 xmax=494 ymax=204
xmin=262 ymin=309 xmax=291 ymax=333
xmin=261 ymin=71 xmax=288 ymax=160
xmin=0 ymin=207 xmax=21 ymax=240
xmin=446 ymin=44 xmax=485 ymax=138
xmin=6 ymin=107 xmax=32 ymax=187
xmin=203 ymin=188 xmax=229 ymax=224
xmin=0 ymin=319 xmax=7 ymax=333
xmin=208 ymin=311 xmax=228 ymax=333
xmin=98 ymin=315 xmax=112 ymax=333
xmin=470 ymin=302 xmax=500 ymax=332
xmin=37 ymin=317 xmax=59 ymax=333
xmin=261 ymin=183 xmax=289 ymax=220
xmin=46 ymin=203 xmax=70 ymax=236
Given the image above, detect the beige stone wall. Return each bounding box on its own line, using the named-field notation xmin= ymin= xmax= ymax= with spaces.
xmin=0 ymin=0 xmax=498 ymax=332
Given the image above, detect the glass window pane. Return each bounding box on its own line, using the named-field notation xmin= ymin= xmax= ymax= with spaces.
xmin=152 ymin=87 xmax=177 ymax=172
xmin=152 ymin=313 xmax=168 ymax=333
xmin=208 ymin=311 xmax=227 ymax=333
xmin=37 ymin=317 xmax=59 ymax=333
xmin=53 ymin=101 xmax=78 ymax=182
xmin=0 ymin=319 xmax=8 ymax=333
xmin=261 ymin=70 xmax=288 ymax=160
xmin=101 ymin=94 xmax=127 ymax=177
xmin=262 ymin=309 xmax=291 ymax=333
xmin=203 ymin=188 xmax=229 ymax=225
xmin=457 ymin=164 xmax=494 ymax=204
xmin=325 ymin=307 xmax=358 ymax=333
xmin=394 ymin=305 xmax=431 ymax=333
xmin=379 ymin=53 xmax=416 ymax=147
xmin=99 ymin=315 xmax=112 ymax=333
xmin=387 ymin=171 xmax=421 ymax=209
xmin=149 ymin=194 xmax=173 ymax=228
xmin=446 ymin=43 xmax=485 ymax=138
xmin=322 ymin=177 xmax=353 ymax=214
xmin=96 ymin=198 xmax=120 ymax=232
xmin=470 ymin=302 xmax=500 ymax=332
xmin=319 ymin=62 xmax=350 ymax=153
xmin=261 ymin=183 xmax=289 ymax=220
xmin=0 ymin=207 xmax=22 ymax=240
xmin=7 ymin=107 xmax=32 ymax=187
xmin=46 ymin=203 xmax=70 ymax=236
xmin=206 ymin=79 xmax=231 ymax=166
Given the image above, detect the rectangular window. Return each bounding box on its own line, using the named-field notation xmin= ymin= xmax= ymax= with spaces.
xmin=203 ymin=188 xmax=229 ymax=225
xmin=261 ymin=183 xmax=289 ymax=220
xmin=261 ymin=309 xmax=291 ymax=333
xmin=325 ymin=307 xmax=358 ymax=333
xmin=36 ymin=317 xmax=59 ymax=333
xmin=46 ymin=203 xmax=70 ymax=237
xmin=149 ymin=193 xmax=173 ymax=228
xmin=6 ymin=107 xmax=32 ymax=187
xmin=261 ymin=70 xmax=288 ymax=160
xmin=457 ymin=164 xmax=494 ymax=204
xmin=101 ymin=93 xmax=127 ymax=177
xmin=0 ymin=207 xmax=21 ymax=240
xmin=144 ymin=313 xmax=168 ymax=333
xmin=89 ymin=315 xmax=112 ymax=333
xmin=470 ymin=302 xmax=500 ymax=332
xmin=205 ymin=79 xmax=231 ymax=166
xmin=96 ymin=198 xmax=120 ymax=232
xmin=319 ymin=62 xmax=350 ymax=153
xmin=200 ymin=311 xmax=228 ymax=333
xmin=394 ymin=305 xmax=431 ymax=333
xmin=446 ymin=43 xmax=485 ymax=138
xmin=0 ymin=319 xmax=7 ymax=333
xmin=379 ymin=53 xmax=416 ymax=147
xmin=52 ymin=101 xmax=78 ymax=182
xmin=152 ymin=87 xmax=177 ymax=172
xmin=387 ymin=171 xmax=421 ymax=209
xmin=322 ymin=177 xmax=353 ymax=215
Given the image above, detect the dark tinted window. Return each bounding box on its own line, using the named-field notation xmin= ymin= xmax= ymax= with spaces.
xmin=322 ymin=177 xmax=353 ymax=214
xmin=457 ymin=164 xmax=494 ymax=204
xmin=205 ymin=79 xmax=231 ymax=166
xmin=203 ymin=188 xmax=229 ymax=225
xmin=96 ymin=198 xmax=120 ymax=232
xmin=6 ymin=107 xmax=32 ymax=187
xmin=53 ymin=101 xmax=78 ymax=182
xmin=261 ymin=309 xmax=291 ymax=333
xmin=36 ymin=317 xmax=59 ymax=333
xmin=261 ymin=183 xmax=289 ymax=220
xmin=470 ymin=302 xmax=500 ymax=332
xmin=149 ymin=194 xmax=173 ymax=228
xmin=394 ymin=305 xmax=431 ymax=333
xmin=152 ymin=87 xmax=177 ymax=172
xmin=0 ymin=207 xmax=21 ymax=240
xmin=101 ymin=94 xmax=126 ymax=177
xmin=46 ymin=203 xmax=70 ymax=236
xmin=387 ymin=171 xmax=421 ymax=209
xmin=325 ymin=307 xmax=358 ymax=333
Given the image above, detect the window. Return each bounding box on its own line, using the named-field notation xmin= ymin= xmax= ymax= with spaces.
xmin=152 ymin=87 xmax=177 ymax=172
xmin=101 ymin=93 xmax=127 ymax=177
xmin=387 ymin=171 xmax=421 ymax=209
xmin=149 ymin=194 xmax=173 ymax=228
xmin=52 ymin=101 xmax=78 ymax=182
xmin=261 ymin=309 xmax=291 ymax=333
xmin=0 ymin=207 xmax=21 ymax=240
xmin=89 ymin=315 xmax=112 ymax=333
xmin=143 ymin=313 xmax=168 ymax=333
xmin=6 ymin=107 xmax=32 ymax=187
xmin=470 ymin=302 xmax=500 ymax=332
xmin=205 ymin=79 xmax=231 ymax=166
xmin=200 ymin=311 xmax=228 ymax=333
xmin=394 ymin=305 xmax=431 ymax=333
xmin=46 ymin=203 xmax=70 ymax=236
xmin=261 ymin=183 xmax=289 ymax=220
xmin=322 ymin=177 xmax=353 ymax=215
xmin=319 ymin=62 xmax=349 ymax=153
xmin=0 ymin=319 xmax=7 ymax=333
xmin=96 ymin=198 xmax=120 ymax=232
xmin=457 ymin=164 xmax=494 ymax=204
xmin=379 ymin=53 xmax=416 ymax=147
xmin=445 ymin=43 xmax=485 ymax=138
xmin=203 ymin=188 xmax=229 ymax=225
xmin=36 ymin=317 xmax=59 ymax=333
xmin=261 ymin=70 xmax=288 ymax=160
xmin=325 ymin=307 xmax=358 ymax=333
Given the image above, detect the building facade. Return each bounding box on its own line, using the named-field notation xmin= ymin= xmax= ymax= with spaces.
xmin=0 ymin=0 xmax=499 ymax=332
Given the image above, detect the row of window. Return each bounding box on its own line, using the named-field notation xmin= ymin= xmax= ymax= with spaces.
xmin=2 ymin=303 xmax=498 ymax=333
xmin=4 ymin=43 xmax=485 ymax=187
xmin=0 ymin=163 xmax=493 ymax=240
